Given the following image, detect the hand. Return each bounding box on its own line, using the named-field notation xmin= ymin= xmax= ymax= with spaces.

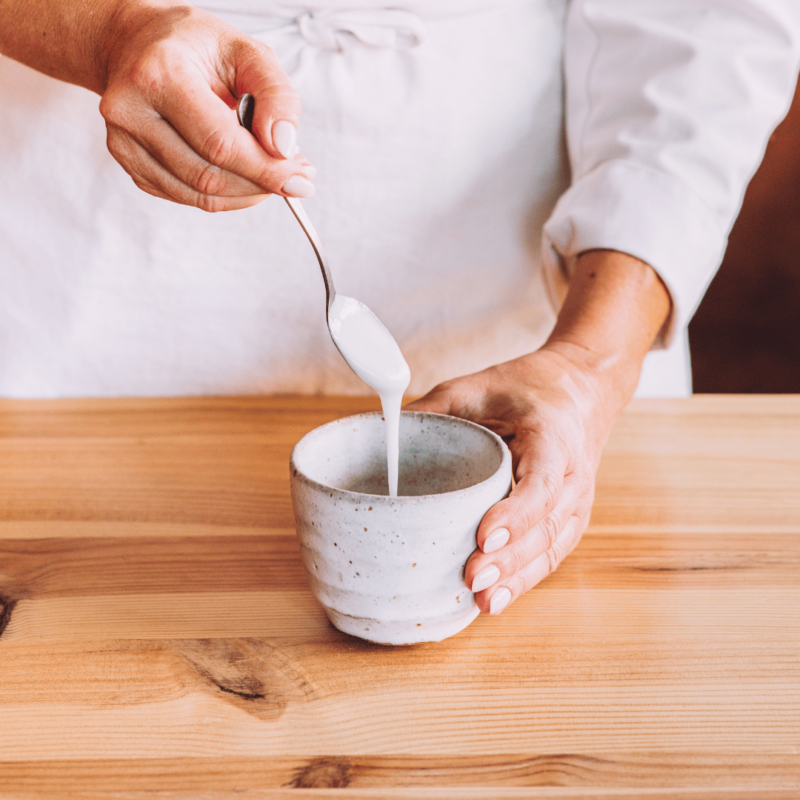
xmin=407 ymin=249 xmax=672 ymax=614
xmin=97 ymin=2 xmax=315 ymax=210
xmin=406 ymin=344 xmax=612 ymax=615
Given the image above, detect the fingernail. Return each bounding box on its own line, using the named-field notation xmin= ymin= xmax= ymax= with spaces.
xmin=303 ymin=166 xmax=317 ymax=179
xmin=272 ymin=120 xmax=297 ymax=159
xmin=483 ymin=527 xmax=510 ymax=554
xmin=283 ymin=176 xmax=315 ymax=198
xmin=472 ymin=564 xmax=501 ymax=593
xmin=489 ymin=587 xmax=512 ymax=615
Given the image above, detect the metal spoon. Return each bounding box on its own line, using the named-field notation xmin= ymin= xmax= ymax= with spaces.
xmin=236 ymin=93 xmax=335 ymax=316
xmin=236 ymin=93 xmax=411 ymax=498
xmin=235 ymin=92 xmax=410 ymax=431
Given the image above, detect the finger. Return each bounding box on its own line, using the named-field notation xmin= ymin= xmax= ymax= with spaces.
xmin=230 ymin=38 xmax=303 ymax=160
xmin=404 ymin=382 xmax=460 ymax=415
xmin=111 ymin=112 xmax=283 ymax=199
xmin=404 ymin=395 xmax=452 ymax=415
xmin=107 ymin=128 xmax=269 ymax=212
xmin=475 ymin=428 xmax=570 ymax=554
xmin=482 ymin=512 xmax=587 ymax=615
xmin=465 ymin=476 xmax=583 ymax=595
xmin=151 ymin=67 xmax=309 ymax=196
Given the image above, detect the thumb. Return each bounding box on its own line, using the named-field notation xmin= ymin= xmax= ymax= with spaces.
xmin=404 ymin=386 xmax=455 ymax=415
xmin=230 ymin=38 xmax=302 ymax=161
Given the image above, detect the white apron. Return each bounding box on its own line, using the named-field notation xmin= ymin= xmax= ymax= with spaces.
xmin=0 ymin=0 xmax=690 ymax=398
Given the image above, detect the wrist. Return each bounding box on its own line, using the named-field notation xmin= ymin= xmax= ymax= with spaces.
xmin=0 ymin=0 xmax=131 ymax=94
xmin=541 ymin=249 xmax=672 ymax=414
xmin=95 ymin=0 xmax=195 ymax=92
xmin=538 ymin=338 xmax=637 ymax=423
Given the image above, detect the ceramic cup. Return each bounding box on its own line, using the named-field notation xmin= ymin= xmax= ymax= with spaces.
xmin=289 ymin=411 xmax=512 ymax=645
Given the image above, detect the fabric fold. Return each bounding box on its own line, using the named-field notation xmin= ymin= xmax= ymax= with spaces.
xmin=542 ymin=159 xmax=727 ymax=349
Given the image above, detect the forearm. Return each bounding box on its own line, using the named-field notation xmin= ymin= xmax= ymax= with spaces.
xmin=0 ymin=0 xmax=185 ymax=94
xmin=543 ymin=249 xmax=672 ymax=417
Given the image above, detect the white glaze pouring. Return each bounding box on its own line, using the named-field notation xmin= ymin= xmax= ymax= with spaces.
xmin=327 ymin=295 xmax=410 ymax=496
xmin=237 ymin=95 xmax=411 ymax=495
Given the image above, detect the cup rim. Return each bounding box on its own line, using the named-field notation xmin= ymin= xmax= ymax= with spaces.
xmin=290 ymin=410 xmax=512 ymax=502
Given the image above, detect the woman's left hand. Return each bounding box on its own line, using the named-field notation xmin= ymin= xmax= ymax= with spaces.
xmin=406 ymin=343 xmax=612 ymax=615
xmin=406 ymin=248 xmax=673 ymax=615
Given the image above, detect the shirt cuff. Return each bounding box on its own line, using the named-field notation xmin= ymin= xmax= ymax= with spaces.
xmin=541 ymin=159 xmax=729 ymax=348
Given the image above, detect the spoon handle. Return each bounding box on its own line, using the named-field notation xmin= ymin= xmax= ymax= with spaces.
xmin=282 ymin=196 xmax=336 ymax=309
xmin=235 ymin=93 xmax=335 ymax=311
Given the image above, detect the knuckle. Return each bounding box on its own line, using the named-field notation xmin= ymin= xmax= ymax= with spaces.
xmin=189 ymin=161 xmax=227 ymax=196
xmin=429 ymin=378 xmax=454 ymax=395
xmin=98 ymin=93 xmax=117 ymax=125
xmin=131 ymin=177 xmax=152 ymax=193
xmin=504 ymin=492 xmax=534 ymax=530
xmin=539 ymin=469 xmax=561 ymax=512
xmin=132 ymin=178 xmax=165 ymax=201
xmin=505 ymin=545 xmax=529 ymax=577
xmin=201 ymin=128 xmax=236 ymax=168
xmin=104 ymin=131 xmax=126 ymax=162
xmin=427 ymin=382 xmax=455 ymax=402
xmin=99 ymin=91 xmax=133 ymax=131
xmin=126 ymin=53 xmax=167 ymax=99
xmin=539 ymin=512 xmax=560 ymax=550
xmin=195 ymin=192 xmax=227 ymax=213
xmin=413 ymin=379 xmax=458 ymax=408
xmin=504 ymin=469 xmax=564 ymax=538
xmin=544 ymin=541 xmax=566 ymax=576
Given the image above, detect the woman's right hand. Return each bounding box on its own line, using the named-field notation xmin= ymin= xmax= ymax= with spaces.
xmin=97 ymin=1 xmax=315 ymax=211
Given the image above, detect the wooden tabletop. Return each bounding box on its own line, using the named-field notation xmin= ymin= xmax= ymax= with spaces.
xmin=0 ymin=394 xmax=798 ymax=799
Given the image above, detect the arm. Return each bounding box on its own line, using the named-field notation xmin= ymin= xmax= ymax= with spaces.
xmin=0 ymin=0 xmax=315 ymax=210
xmin=0 ymin=0 xmax=118 ymax=92
xmin=543 ymin=0 xmax=800 ymax=342
xmin=411 ymin=0 xmax=800 ymax=614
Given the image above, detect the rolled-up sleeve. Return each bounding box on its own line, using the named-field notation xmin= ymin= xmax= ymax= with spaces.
xmin=542 ymin=0 xmax=800 ymax=347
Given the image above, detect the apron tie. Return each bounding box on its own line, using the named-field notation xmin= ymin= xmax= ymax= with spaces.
xmin=293 ymin=8 xmax=425 ymax=51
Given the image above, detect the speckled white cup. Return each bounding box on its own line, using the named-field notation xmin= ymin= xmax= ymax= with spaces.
xmin=290 ymin=411 xmax=512 ymax=645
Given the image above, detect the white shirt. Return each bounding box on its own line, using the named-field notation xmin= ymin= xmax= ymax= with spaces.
xmin=0 ymin=0 xmax=798 ymax=398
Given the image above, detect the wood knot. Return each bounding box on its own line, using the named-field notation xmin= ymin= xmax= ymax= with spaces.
xmin=172 ymin=638 xmax=320 ymax=721
xmin=291 ymin=757 xmax=352 ymax=788
xmin=0 ymin=594 xmax=18 ymax=639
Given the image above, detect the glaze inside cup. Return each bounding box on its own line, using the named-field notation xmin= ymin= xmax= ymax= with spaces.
xmin=290 ymin=411 xmax=512 ymax=645
xmin=292 ymin=411 xmax=505 ymax=497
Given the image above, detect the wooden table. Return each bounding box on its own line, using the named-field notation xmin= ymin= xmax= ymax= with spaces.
xmin=1 ymin=395 xmax=798 ymax=799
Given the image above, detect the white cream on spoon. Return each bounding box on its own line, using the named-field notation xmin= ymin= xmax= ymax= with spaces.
xmin=328 ymin=295 xmax=410 ymax=496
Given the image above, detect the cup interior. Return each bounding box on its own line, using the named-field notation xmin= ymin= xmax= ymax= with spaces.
xmin=292 ymin=411 xmax=506 ymax=497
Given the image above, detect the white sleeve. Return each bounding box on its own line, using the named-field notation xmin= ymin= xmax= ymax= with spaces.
xmin=542 ymin=0 xmax=800 ymax=346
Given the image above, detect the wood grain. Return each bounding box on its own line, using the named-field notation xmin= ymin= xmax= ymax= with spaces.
xmin=0 ymin=395 xmax=799 ymax=798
